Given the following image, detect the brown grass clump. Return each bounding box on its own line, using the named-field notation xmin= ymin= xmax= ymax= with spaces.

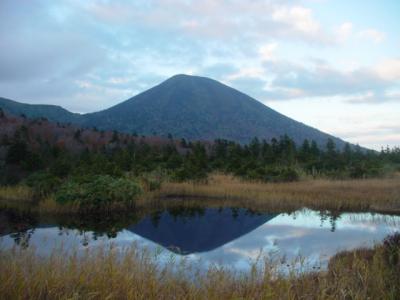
xmin=0 ymin=234 xmax=399 ymax=300
xmin=0 ymin=185 xmax=34 ymax=211
xmin=0 ymin=185 xmax=32 ymax=202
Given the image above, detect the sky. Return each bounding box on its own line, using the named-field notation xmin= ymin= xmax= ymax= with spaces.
xmin=1 ymin=0 xmax=399 ymax=150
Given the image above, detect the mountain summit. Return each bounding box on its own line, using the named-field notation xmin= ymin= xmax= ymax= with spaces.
xmin=1 ymin=74 xmax=346 ymax=146
xmin=83 ymin=74 xmax=344 ymax=146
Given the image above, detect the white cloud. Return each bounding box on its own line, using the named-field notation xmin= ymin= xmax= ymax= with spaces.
xmin=264 ymin=61 xmax=384 ymax=98
xmin=336 ymin=22 xmax=353 ymax=42
xmin=272 ymin=6 xmax=321 ymax=36
xmin=201 ymin=53 xmax=400 ymax=106
xmin=258 ymin=43 xmax=278 ymax=62
xmin=375 ymin=58 xmax=400 ymax=81
xmin=81 ymin=0 xmax=331 ymax=44
xmin=359 ymin=29 xmax=386 ymax=43
xmin=225 ymin=67 xmax=265 ymax=81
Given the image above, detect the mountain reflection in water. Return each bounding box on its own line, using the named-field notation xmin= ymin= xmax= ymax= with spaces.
xmin=128 ymin=208 xmax=276 ymax=254
xmin=1 ymin=207 xmax=399 ymax=271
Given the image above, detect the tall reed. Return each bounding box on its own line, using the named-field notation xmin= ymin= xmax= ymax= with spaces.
xmin=0 ymin=235 xmax=399 ymax=299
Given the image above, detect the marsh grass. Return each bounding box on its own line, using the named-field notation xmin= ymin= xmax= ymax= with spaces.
xmin=0 ymin=185 xmax=32 ymax=202
xmin=0 ymin=188 xmax=137 ymax=214
xmin=154 ymin=174 xmax=400 ymax=213
xmin=0 ymin=235 xmax=399 ymax=300
xmin=0 ymin=185 xmax=34 ymax=212
xmin=1 ymin=174 xmax=399 ymax=214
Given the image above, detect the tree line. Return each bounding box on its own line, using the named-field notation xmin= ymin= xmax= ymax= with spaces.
xmin=2 ymin=123 xmax=399 ymax=187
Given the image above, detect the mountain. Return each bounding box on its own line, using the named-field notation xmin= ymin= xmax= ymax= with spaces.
xmin=0 ymin=75 xmax=348 ymax=147
xmin=0 ymin=97 xmax=82 ymax=124
xmin=83 ymin=74 xmax=346 ymax=146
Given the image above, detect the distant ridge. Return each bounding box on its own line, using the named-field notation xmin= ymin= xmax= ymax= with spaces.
xmin=1 ymin=75 xmax=348 ymax=147
xmin=0 ymin=97 xmax=82 ymax=124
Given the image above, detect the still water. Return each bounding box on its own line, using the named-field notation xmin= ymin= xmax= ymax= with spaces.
xmin=1 ymin=206 xmax=399 ymax=271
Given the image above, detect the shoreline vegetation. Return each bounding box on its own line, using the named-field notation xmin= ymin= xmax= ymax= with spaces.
xmin=1 ymin=174 xmax=400 ymax=214
xmin=154 ymin=174 xmax=400 ymax=214
xmin=0 ymin=233 xmax=399 ymax=299
xmin=1 ymin=110 xmax=399 ymax=214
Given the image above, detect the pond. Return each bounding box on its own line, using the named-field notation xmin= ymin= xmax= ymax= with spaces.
xmin=1 ymin=205 xmax=399 ymax=272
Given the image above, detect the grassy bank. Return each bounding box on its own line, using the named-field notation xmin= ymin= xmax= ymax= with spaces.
xmin=0 ymin=234 xmax=399 ymax=300
xmin=1 ymin=174 xmax=400 ymax=214
xmin=154 ymin=174 xmax=400 ymax=213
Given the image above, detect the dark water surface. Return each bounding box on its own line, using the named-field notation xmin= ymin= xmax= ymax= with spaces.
xmin=1 ymin=206 xmax=399 ymax=271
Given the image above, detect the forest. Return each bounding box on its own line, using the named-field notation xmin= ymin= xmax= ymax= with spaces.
xmin=1 ymin=110 xmax=399 ymax=210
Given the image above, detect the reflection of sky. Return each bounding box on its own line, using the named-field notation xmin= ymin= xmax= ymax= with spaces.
xmin=1 ymin=209 xmax=399 ymax=273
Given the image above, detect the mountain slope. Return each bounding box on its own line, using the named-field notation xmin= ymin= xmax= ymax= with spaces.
xmin=83 ymin=74 xmax=346 ymax=146
xmin=0 ymin=97 xmax=82 ymax=124
xmin=1 ymin=75 xmax=348 ymax=147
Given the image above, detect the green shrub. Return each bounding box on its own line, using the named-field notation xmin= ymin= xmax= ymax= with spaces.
xmin=242 ymin=166 xmax=300 ymax=183
xmin=25 ymin=171 xmax=62 ymax=198
xmin=278 ymin=167 xmax=300 ymax=182
xmin=140 ymin=170 xmax=164 ymax=191
xmin=56 ymin=175 xmax=142 ymax=208
xmin=262 ymin=167 xmax=281 ymax=182
xmin=171 ymin=167 xmax=190 ymax=182
xmin=349 ymin=163 xmax=384 ymax=179
xmin=54 ymin=180 xmax=83 ymax=204
xmin=171 ymin=164 xmax=208 ymax=183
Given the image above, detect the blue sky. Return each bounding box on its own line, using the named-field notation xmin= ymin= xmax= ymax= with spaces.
xmin=1 ymin=0 xmax=399 ymax=149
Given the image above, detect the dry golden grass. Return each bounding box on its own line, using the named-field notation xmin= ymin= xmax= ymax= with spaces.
xmin=1 ymin=174 xmax=399 ymax=214
xmin=0 ymin=187 xmax=82 ymax=214
xmin=0 ymin=185 xmax=34 ymax=211
xmin=0 ymin=185 xmax=32 ymax=202
xmin=0 ymin=237 xmax=398 ymax=300
xmin=154 ymin=174 xmax=400 ymax=213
